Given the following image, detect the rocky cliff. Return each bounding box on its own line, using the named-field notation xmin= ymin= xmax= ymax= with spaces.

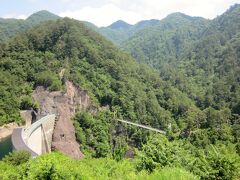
xmin=33 ymin=80 xmax=92 ymax=159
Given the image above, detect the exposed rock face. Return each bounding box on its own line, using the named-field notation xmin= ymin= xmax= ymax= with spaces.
xmin=33 ymin=81 xmax=91 ymax=159
xmin=20 ymin=110 xmax=33 ymax=127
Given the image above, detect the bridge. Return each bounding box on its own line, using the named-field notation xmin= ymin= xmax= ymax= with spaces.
xmin=11 ymin=114 xmax=56 ymax=157
xmin=116 ymin=119 xmax=166 ymax=134
xmin=11 ymin=114 xmax=165 ymax=157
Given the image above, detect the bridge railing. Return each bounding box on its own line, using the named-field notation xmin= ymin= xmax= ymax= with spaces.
xmin=116 ymin=119 xmax=166 ymax=134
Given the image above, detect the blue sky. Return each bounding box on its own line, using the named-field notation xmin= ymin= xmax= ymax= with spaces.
xmin=1 ymin=0 xmax=240 ymax=27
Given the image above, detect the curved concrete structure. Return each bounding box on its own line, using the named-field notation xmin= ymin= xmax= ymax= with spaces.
xmin=11 ymin=114 xmax=55 ymax=157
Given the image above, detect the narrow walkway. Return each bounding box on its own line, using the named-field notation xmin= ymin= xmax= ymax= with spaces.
xmin=116 ymin=119 xmax=166 ymax=134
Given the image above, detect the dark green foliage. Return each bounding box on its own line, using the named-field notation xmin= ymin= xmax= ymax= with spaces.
xmin=0 ymin=49 xmax=62 ymax=124
xmin=108 ymin=3 xmax=240 ymax=155
xmin=112 ymin=136 xmax=128 ymax=161
xmin=20 ymin=95 xmax=37 ymax=110
xmin=74 ymin=111 xmax=112 ymax=158
xmin=120 ymin=5 xmax=240 ymax=119
xmin=35 ymin=71 xmax=62 ymax=91
xmin=0 ymin=5 xmax=239 ymax=179
xmin=136 ymin=135 xmax=240 ymax=179
xmin=122 ymin=13 xmax=209 ymax=66
xmin=2 ymin=150 xmax=31 ymax=166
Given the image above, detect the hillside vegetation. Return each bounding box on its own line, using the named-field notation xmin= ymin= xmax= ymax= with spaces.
xmin=99 ymin=19 xmax=159 ymax=44
xmin=122 ymin=5 xmax=240 ymax=114
xmin=0 ymin=152 xmax=198 ymax=179
xmin=0 ymin=5 xmax=240 ymax=179
xmin=0 ymin=10 xmax=60 ymax=41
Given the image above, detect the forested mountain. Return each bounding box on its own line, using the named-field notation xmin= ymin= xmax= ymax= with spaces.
xmin=0 ymin=5 xmax=240 ymax=179
xmin=170 ymin=4 xmax=240 ymax=110
xmin=108 ymin=20 xmax=132 ymax=29
xmin=98 ymin=19 xmax=159 ymax=44
xmin=120 ymin=4 xmax=240 ymax=112
xmin=0 ymin=17 xmax=197 ymax=139
xmin=122 ymin=13 xmax=209 ymax=65
xmin=0 ymin=10 xmax=60 ymax=41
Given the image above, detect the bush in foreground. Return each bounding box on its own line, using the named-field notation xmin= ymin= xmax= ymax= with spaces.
xmin=0 ymin=152 xmax=197 ymax=179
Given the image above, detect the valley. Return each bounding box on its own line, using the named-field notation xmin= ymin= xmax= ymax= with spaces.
xmin=0 ymin=3 xmax=239 ymax=179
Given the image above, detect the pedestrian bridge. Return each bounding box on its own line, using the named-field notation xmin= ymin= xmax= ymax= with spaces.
xmin=116 ymin=119 xmax=166 ymax=134
xmin=11 ymin=114 xmax=56 ymax=157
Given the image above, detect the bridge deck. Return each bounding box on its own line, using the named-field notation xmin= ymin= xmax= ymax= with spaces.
xmin=116 ymin=119 xmax=166 ymax=134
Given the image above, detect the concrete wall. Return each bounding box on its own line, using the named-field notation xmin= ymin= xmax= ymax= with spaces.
xmin=41 ymin=116 xmax=55 ymax=153
xmin=12 ymin=114 xmax=55 ymax=157
xmin=26 ymin=126 xmax=42 ymax=155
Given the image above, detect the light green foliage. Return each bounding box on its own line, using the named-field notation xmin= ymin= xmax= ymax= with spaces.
xmin=2 ymin=150 xmax=31 ymax=166
xmin=74 ymin=111 xmax=112 ymax=158
xmin=112 ymin=3 xmax=240 ymax=159
xmin=148 ymin=167 xmax=199 ymax=180
xmin=194 ymin=144 xmax=240 ymax=179
xmin=0 ymin=161 xmax=22 ymax=180
xmin=0 ymin=152 xmax=197 ymax=179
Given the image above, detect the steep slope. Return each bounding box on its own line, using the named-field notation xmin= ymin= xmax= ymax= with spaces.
xmin=159 ymin=4 xmax=240 ymax=110
xmin=117 ymin=5 xmax=240 ymax=146
xmin=0 ymin=18 xmax=202 ymax=155
xmin=0 ymin=18 xmax=25 ymax=41
xmin=119 ymin=5 xmax=240 ymax=111
xmin=32 ymin=80 xmax=91 ymax=159
xmin=122 ymin=13 xmax=209 ymax=66
xmin=0 ymin=10 xmax=60 ymax=41
xmin=0 ymin=15 xmax=239 ymax=179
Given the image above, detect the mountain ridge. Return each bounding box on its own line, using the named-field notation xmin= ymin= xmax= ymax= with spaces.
xmin=0 ymin=5 xmax=239 ymax=179
xmin=108 ymin=20 xmax=132 ymax=29
xmin=0 ymin=10 xmax=60 ymax=41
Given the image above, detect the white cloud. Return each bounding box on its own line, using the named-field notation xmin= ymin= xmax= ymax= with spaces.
xmin=59 ymin=0 xmax=240 ymax=26
xmin=16 ymin=15 xmax=28 ymax=19
xmin=59 ymin=4 xmax=143 ymax=27
xmin=148 ymin=0 xmax=240 ymax=19
xmin=3 ymin=13 xmax=28 ymax=19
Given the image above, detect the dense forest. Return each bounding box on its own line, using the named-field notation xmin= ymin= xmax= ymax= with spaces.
xmin=0 ymin=10 xmax=60 ymax=41
xmin=0 ymin=5 xmax=240 ymax=179
xmin=121 ymin=5 xmax=240 ymax=112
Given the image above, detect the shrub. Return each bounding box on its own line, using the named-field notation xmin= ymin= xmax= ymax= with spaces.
xmin=3 ymin=150 xmax=31 ymax=166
